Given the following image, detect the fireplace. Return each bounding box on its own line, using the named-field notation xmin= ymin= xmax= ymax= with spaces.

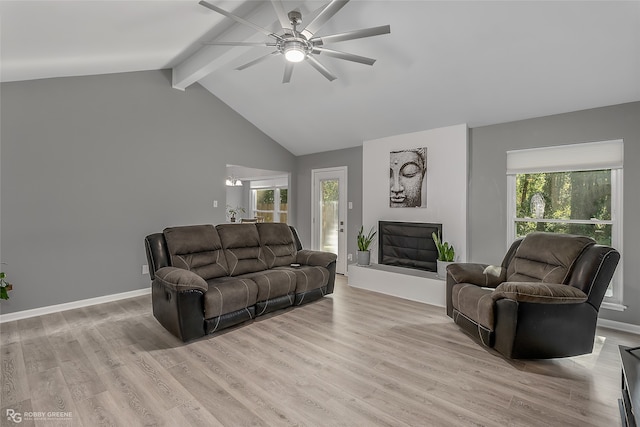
xmin=378 ymin=221 xmax=442 ymax=272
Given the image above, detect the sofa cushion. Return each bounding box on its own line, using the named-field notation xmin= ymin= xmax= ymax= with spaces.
xmin=239 ymin=269 xmax=296 ymax=302
xmin=164 ymin=225 xmax=229 ymax=280
xmin=217 ymin=224 xmax=268 ymax=276
xmin=204 ymin=277 xmax=258 ymax=319
xmin=275 ymin=265 xmax=330 ymax=293
xmin=505 ymin=232 xmax=594 ymax=284
xmin=256 ymin=223 xmax=297 ymax=267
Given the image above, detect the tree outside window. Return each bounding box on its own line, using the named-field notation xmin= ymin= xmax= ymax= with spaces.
xmin=515 ymin=170 xmax=612 ymax=245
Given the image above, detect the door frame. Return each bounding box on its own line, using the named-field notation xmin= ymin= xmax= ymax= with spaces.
xmin=311 ymin=166 xmax=348 ymax=275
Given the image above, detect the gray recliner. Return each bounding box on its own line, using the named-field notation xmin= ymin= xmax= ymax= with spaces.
xmin=446 ymin=232 xmax=620 ymax=359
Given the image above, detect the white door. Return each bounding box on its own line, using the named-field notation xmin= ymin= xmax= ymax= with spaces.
xmin=312 ymin=167 xmax=347 ymax=275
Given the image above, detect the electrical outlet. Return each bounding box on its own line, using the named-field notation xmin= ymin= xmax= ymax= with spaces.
xmin=347 ymin=253 xmax=353 ymax=261
xmin=142 ymin=265 xmax=149 ymax=275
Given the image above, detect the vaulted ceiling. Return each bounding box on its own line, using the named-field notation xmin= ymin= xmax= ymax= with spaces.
xmin=2 ymin=1 xmax=639 ymax=156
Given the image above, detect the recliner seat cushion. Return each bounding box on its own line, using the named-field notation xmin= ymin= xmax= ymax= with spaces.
xmin=238 ymin=269 xmax=296 ymax=302
xmin=217 ymin=224 xmax=268 ymax=276
xmin=204 ymin=276 xmax=258 ymax=319
xmin=164 ymin=225 xmax=229 ymax=280
xmin=275 ymin=265 xmax=330 ymax=293
xmin=257 ymin=223 xmax=297 ymax=267
xmin=506 ymin=232 xmax=595 ymax=283
xmin=451 ymin=283 xmax=495 ymax=330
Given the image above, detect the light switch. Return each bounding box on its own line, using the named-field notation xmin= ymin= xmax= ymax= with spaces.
xmin=213 ymin=200 xmax=218 ymax=208
xmin=348 ymin=201 xmax=353 ymax=209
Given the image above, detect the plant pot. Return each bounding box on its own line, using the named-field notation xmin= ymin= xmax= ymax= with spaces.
xmin=357 ymin=250 xmax=371 ymax=266
xmin=436 ymin=259 xmax=453 ymax=279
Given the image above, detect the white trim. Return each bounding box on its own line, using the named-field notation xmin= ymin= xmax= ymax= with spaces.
xmin=597 ymin=318 xmax=640 ymax=336
xmin=0 ymin=287 xmax=151 ymax=323
xmin=601 ymin=302 xmax=627 ymax=312
xmin=506 ymin=174 xmax=516 ymax=248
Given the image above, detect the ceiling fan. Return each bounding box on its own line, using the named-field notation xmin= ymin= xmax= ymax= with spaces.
xmin=199 ymin=0 xmax=391 ymax=83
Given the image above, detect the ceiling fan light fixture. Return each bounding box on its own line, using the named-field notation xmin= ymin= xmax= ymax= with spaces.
xmin=283 ymin=42 xmax=306 ymax=63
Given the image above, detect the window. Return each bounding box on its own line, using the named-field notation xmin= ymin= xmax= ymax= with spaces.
xmin=507 ymin=140 xmax=624 ymax=308
xmin=250 ymin=178 xmax=288 ymax=223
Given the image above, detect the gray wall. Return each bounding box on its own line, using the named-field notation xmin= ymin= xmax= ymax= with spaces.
xmin=468 ymin=101 xmax=640 ymax=325
xmin=295 ymin=146 xmax=363 ymax=265
xmin=0 ymin=70 xmax=295 ymax=314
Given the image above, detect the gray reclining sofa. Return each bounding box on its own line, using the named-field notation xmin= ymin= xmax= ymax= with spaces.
xmin=145 ymin=222 xmax=337 ymax=341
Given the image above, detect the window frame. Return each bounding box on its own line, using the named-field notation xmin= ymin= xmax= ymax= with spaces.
xmin=506 ymin=142 xmax=624 ymax=310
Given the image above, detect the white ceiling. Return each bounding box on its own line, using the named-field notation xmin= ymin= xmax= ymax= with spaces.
xmin=2 ymin=1 xmax=639 ymax=156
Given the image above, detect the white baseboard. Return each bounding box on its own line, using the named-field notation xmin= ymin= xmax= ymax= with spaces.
xmin=0 ymin=287 xmax=151 ymax=323
xmin=597 ymin=318 xmax=640 ymax=335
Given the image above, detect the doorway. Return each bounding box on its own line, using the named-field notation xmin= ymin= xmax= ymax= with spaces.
xmin=311 ymin=167 xmax=347 ymax=274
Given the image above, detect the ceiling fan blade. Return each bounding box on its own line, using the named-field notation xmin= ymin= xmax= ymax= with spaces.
xmin=203 ymin=42 xmax=276 ymax=47
xmin=306 ymin=55 xmax=337 ymax=81
xmin=313 ymin=48 xmax=376 ymax=66
xmin=199 ymin=1 xmax=281 ymax=40
xmin=300 ymin=0 xmax=350 ymax=39
xmin=311 ymin=25 xmax=391 ymax=46
xmin=271 ymin=0 xmax=292 ymax=33
xmin=236 ymin=51 xmax=279 ymax=71
xmin=282 ymin=62 xmax=294 ymax=84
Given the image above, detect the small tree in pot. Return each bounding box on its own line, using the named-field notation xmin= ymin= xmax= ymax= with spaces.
xmin=357 ymin=226 xmax=377 ymax=266
xmin=432 ymin=231 xmax=455 ymax=278
xmin=226 ymin=205 xmax=245 ymax=222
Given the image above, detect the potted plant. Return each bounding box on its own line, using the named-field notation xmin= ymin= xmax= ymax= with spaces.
xmin=226 ymin=205 xmax=245 ymax=222
xmin=432 ymin=231 xmax=455 ymax=278
xmin=357 ymin=225 xmax=377 ymax=266
xmin=0 ymin=266 xmax=13 ymax=300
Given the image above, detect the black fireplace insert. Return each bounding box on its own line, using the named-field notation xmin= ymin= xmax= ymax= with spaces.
xmin=378 ymin=221 xmax=442 ymax=272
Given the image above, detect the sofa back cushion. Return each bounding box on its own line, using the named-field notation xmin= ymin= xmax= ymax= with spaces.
xmin=506 ymin=232 xmax=595 ymax=284
xmin=164 ymin=225 xmax=229 ymax=280
xmin=257 ymin=223 xmax=297 ymax=268
xmin=217 ymin=224 xmax=268 ymax=276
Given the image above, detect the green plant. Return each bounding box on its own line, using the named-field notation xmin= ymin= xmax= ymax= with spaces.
xmin=432 ymin=231 xmax=455 ymax=262
xmin=357 ymin=226 xmax=377 ymax=251
xmin=0 ymin=270 xmax=12 ymax=300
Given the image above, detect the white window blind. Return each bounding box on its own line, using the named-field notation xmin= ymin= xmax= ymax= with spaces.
xmin=506 ymin=140 xmax=623 ymax=175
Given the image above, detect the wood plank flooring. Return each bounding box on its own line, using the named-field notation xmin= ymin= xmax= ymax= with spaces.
xmin=1 ymin=275 xmax=637 ymax=426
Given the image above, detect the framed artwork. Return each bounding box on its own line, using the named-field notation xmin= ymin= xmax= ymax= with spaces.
xmin=390 ymin=147 xmax=427 ymax=208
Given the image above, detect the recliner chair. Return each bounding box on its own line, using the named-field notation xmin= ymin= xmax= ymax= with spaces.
xmin=446 ymin=232 xmax=620 ymax=359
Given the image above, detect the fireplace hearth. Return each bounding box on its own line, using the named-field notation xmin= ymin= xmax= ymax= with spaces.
xmin=378 ymin=221 xmax=442 ymax=272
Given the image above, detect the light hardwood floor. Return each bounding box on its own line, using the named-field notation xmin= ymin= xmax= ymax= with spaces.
xmin=1 ymin=275 xmax=637 ymax=426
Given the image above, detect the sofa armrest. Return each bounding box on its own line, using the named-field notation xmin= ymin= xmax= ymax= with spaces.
xmin=154 ymin=267 xmax=208 ymax=293
xmin=447 ymin=263 xmax=505 ymax=288
xmin=492 ymin=282 xmax=588 ymax=304
xmin=296 ymin=250 xmax=337 ymax=268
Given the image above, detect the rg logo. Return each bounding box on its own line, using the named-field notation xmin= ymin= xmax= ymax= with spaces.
xmin=6 ymin=409 xmax=22 ymax=423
